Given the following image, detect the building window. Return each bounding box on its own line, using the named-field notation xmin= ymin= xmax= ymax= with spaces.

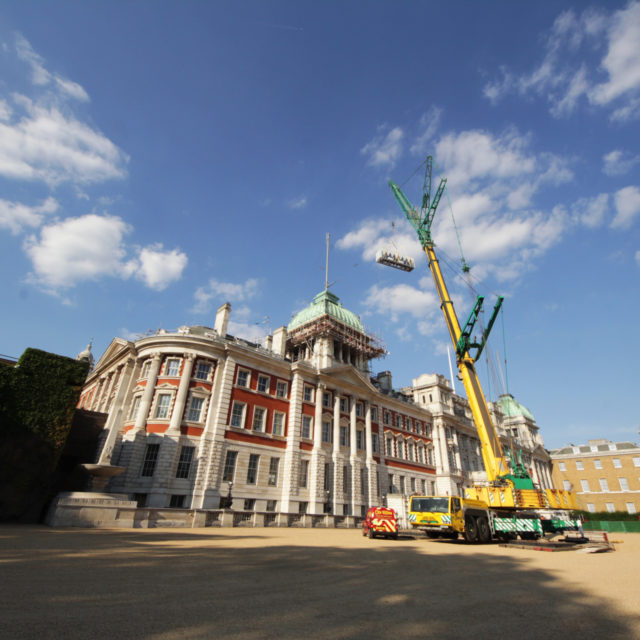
xmin=257 ymin=375 xmax=270 ymax=393
xmin=580 ymin=479 xmax=590 ymax=492
xmin=343 ymin=465 xmax=350 ymax=494
xmin=322 ymin=420 xmax=332 ymax=443
xmin=594 ymin=459 xmax=602 ymax=469
xmin=340 ymin=398 xmax=348 ymax=413
xmin=222 ymin=450 xmax=237 ymax=482
xmin=230 ymin=402 xmax=246 ymax=428
xmin=322 ymin=391 xmax=332 ymax=408
xmin=356 ymin=402 xmax=363 ymax=417
xmin=324 ymin=463 xmax=331 ymax=491
xmin=613 ymin=458 xmax=622 ymax=468
xmin=266 ymin=500 xmax=277 ymax=512
xmin=237 ymin=369 xmax=250 ymax=388
xmin=195 ymin=362 xmax=212 ymax=380
xmin=383 ymin=410 xmax=390 ymax=425
xmin=268 ymin=458 xmax=279 ymax=486
xmin=165 ymin=358 xmax=180 ymax=376
xmin=175 ymin=446 xmax=195 ymax=479
xmin=633 ymin=457 xmax=640 ymax=467
xmin=141 ymin=443 xmax=160 ymax=477
xmin=605 ymin=502 xmax=615 ymax=513
xmin=626 ymin=502 xmax=637 ymax=514
xmin=169 ymin=494 xmax=185 ymax=508
xmin=339 ymin=426 xmax=348 ymax=447
xmin=299 ymin=502 xmax=308 ymax=514
xmin=272 ymin=411 xmax=285 ymax=436
xmin=141 ymin=360 xmax=151 ymax=379
xmin=575 ymin=461 xmax=584 ymax=470
xmin=395 ymin=414 xmax=402 ymax=428
xmin=558 ymin=462 xmax=566 ymax=471
xmin=386 ymin=437 xmax=393 ymax=457
xmin=154 ymin=393 xmax=172 ymax=419
xmin=388 ymin=474 xmax=395 ymax=494
xmin=299 ymin=460 xmax=309 ymax=488
xmin=372 ymin=433 xmax=379 ymax=454
xmin=587 ymin=503 xmax=595 ymax=513
xmin=356 ymin=430 xmax=364 ymax=450
xmin=406 ymin=418 xmax=413 ymax=431
xmin=128 ymin=395 xmax=142 ymax=421
xmin=247 ymin=454 xmax=259 ymax=484
xmin=421 ymin=479 xmax=426 ymax=494
xmin=600 ymin=478 xmax=609 ymax=492
xmin=252 ymin=406 xmax=266 ymax=431
xmin=417 ymin=445 xmax=424 ymax=464
xmin=425 ymin=424 xmax=432 ymax=438
xmin=371 ymin=406 xmax=378 ymax=422
xmin=415 ymin=421 xmax=422 ymax=435
xmin=399 ymin=476 xmax=405 ymax=494
xmin=276 ymin=381 xmax=288 ymax=398
xmin=408 ymin=442 xmax=415 ymax=462
xmin=301 ymin=415 xmax=313 ymax=439
xmin=187 ymin=396 xmax=204 ymax=422
xmin=244 ymin=499 xmax=256 ymax=511
xmin=563 ymin=480 xmax=572 ymax=491
xmin=619 ymin=477 xmax=629 ymax=491
xmin=410 ymin=477 xmax=416 ymax=493
xmin=303 ymin=386 xmax=314 ymax=403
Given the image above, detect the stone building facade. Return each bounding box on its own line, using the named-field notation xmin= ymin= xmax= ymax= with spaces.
xmin=550 ymin=439 xmax=640 ymax=514
xmin=78 ymin=290 xmax=555 ymax=516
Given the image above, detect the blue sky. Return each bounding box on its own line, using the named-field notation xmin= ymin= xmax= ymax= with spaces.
xmin=1 ymin=1 xmax=639 ymax=449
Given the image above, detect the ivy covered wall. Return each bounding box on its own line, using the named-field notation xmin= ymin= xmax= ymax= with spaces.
xmin=0 ymin=349 xmax=89 ymax=521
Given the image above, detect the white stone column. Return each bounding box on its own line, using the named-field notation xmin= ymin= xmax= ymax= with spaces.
xmin=309 ymin=383 xmax=325 ymax=514
xmin=280 ymin=369 xmax=303 ymax=513
xmin=365 ymin=401 xmax=377 ymax=506
xmin=132 ymin=353 xmax=162 ymax=433
xmin=192 ymin=354 xmax=236 ymax=509
xmin=97 ymin=358 xmax=136 ymax=464
xmin=349 ymin=397 xmax=359 ymax=514
xmin=167 ymin=354 xmax=195 ymax=435
xmin=332 ymin=393 xmax=342 ymax=514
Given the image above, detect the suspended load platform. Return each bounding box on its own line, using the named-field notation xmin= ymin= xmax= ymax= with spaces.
xmin=375 ymin=250 xmax=415 ymax=272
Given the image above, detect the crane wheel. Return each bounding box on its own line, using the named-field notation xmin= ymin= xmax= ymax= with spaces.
xmin=464 ymin=516 xmax=479 ymax=543
xmin=477 ymin=516 xmax=491 ymax=543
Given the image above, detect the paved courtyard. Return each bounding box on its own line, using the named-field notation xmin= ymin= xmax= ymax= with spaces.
xmin=1 ymin=526 xmax=639 ymax=640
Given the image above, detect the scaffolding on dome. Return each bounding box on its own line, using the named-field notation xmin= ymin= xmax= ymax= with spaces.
xmin=287 ymin=314 xmax=386 ymax=360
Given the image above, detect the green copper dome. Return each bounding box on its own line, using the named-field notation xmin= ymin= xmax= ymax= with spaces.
xmin=288 ymin=290 xmax=365 ymax=333
xmin=498 ymin=394 xmax=535 ymax=421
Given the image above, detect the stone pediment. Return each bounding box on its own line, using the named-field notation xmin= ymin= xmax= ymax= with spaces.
xmin=92 ymin=338 xmax=134 ymax=373
xmin=319 ymin=364 xmax=378 ymax=394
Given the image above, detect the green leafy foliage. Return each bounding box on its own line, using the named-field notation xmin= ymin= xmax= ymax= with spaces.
xmin=0 ymin=349 xmax=89 ymax=521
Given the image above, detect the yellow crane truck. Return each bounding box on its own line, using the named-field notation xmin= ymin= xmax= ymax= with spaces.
xmin=386 ymin=157 xmax=579 ymax=543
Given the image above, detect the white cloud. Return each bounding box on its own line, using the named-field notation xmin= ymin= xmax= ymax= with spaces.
xmin=0 ymin=196 xmax=58 ymax=234
xmin=0 ymin=96 xmax=128 ymax=185
xmin=363 ymin=283 xmax=439 ymax=324
xmin=483 ymin=3 xmax=640 ymax=120
xmin=361 ymin=126 xmax=404 ymax=169
xmin=23 ymin=214 xmax=133 ymax=289
xmin=612 ymin=186 xmax=640 ymax=229
xmin=636 ymin=250 xmax=640 ymax=266
xmin=287 ymin=196 xmax=307 ymax=210
xmin=410 ymin=107 xmax=442 ymax=157
xmin=603 ymin=150 xmax=640 ymax=176
xmin=572 ymin=193 xmax=609 ymax=228
xmin=133 ymin=243 xmax=188 ymax=291
xmin=590 ymin=2 xmax=640 ymax=106
xmin=192 ymin=277 xmax=259 ymax=314
xmin=23 ymin=213 xmax=187 ymax=292
xmin=15 ymin=34 xmax=89 ymax=102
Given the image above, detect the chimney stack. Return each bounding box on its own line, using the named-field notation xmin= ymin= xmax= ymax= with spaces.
xmin=272 ymin=326 xmax=287 ymax=357
xmin=214 ymin=302 xmax=231 ymax=337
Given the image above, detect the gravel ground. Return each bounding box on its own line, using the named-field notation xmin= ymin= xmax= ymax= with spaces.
xmin=1 ymin=525 xmax=639 ymax=640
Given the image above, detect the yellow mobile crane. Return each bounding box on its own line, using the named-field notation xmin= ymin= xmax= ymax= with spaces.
xmin=386 ymin=157 xmax=579 ymax=542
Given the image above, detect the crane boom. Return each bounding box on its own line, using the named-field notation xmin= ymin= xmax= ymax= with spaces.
xmin=389 ymin=158 xmax=533 ymax=488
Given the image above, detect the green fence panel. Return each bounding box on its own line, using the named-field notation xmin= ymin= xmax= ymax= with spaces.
xmin=583 ymin=521 xmax=640 ymax=533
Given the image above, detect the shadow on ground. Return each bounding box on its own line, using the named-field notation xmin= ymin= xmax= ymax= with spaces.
xmin=1 ymin=526 xmax=637 ymax=640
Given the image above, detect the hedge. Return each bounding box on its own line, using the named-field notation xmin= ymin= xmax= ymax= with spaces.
xmin=0 ymin=348 xmax=89 ymax=521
